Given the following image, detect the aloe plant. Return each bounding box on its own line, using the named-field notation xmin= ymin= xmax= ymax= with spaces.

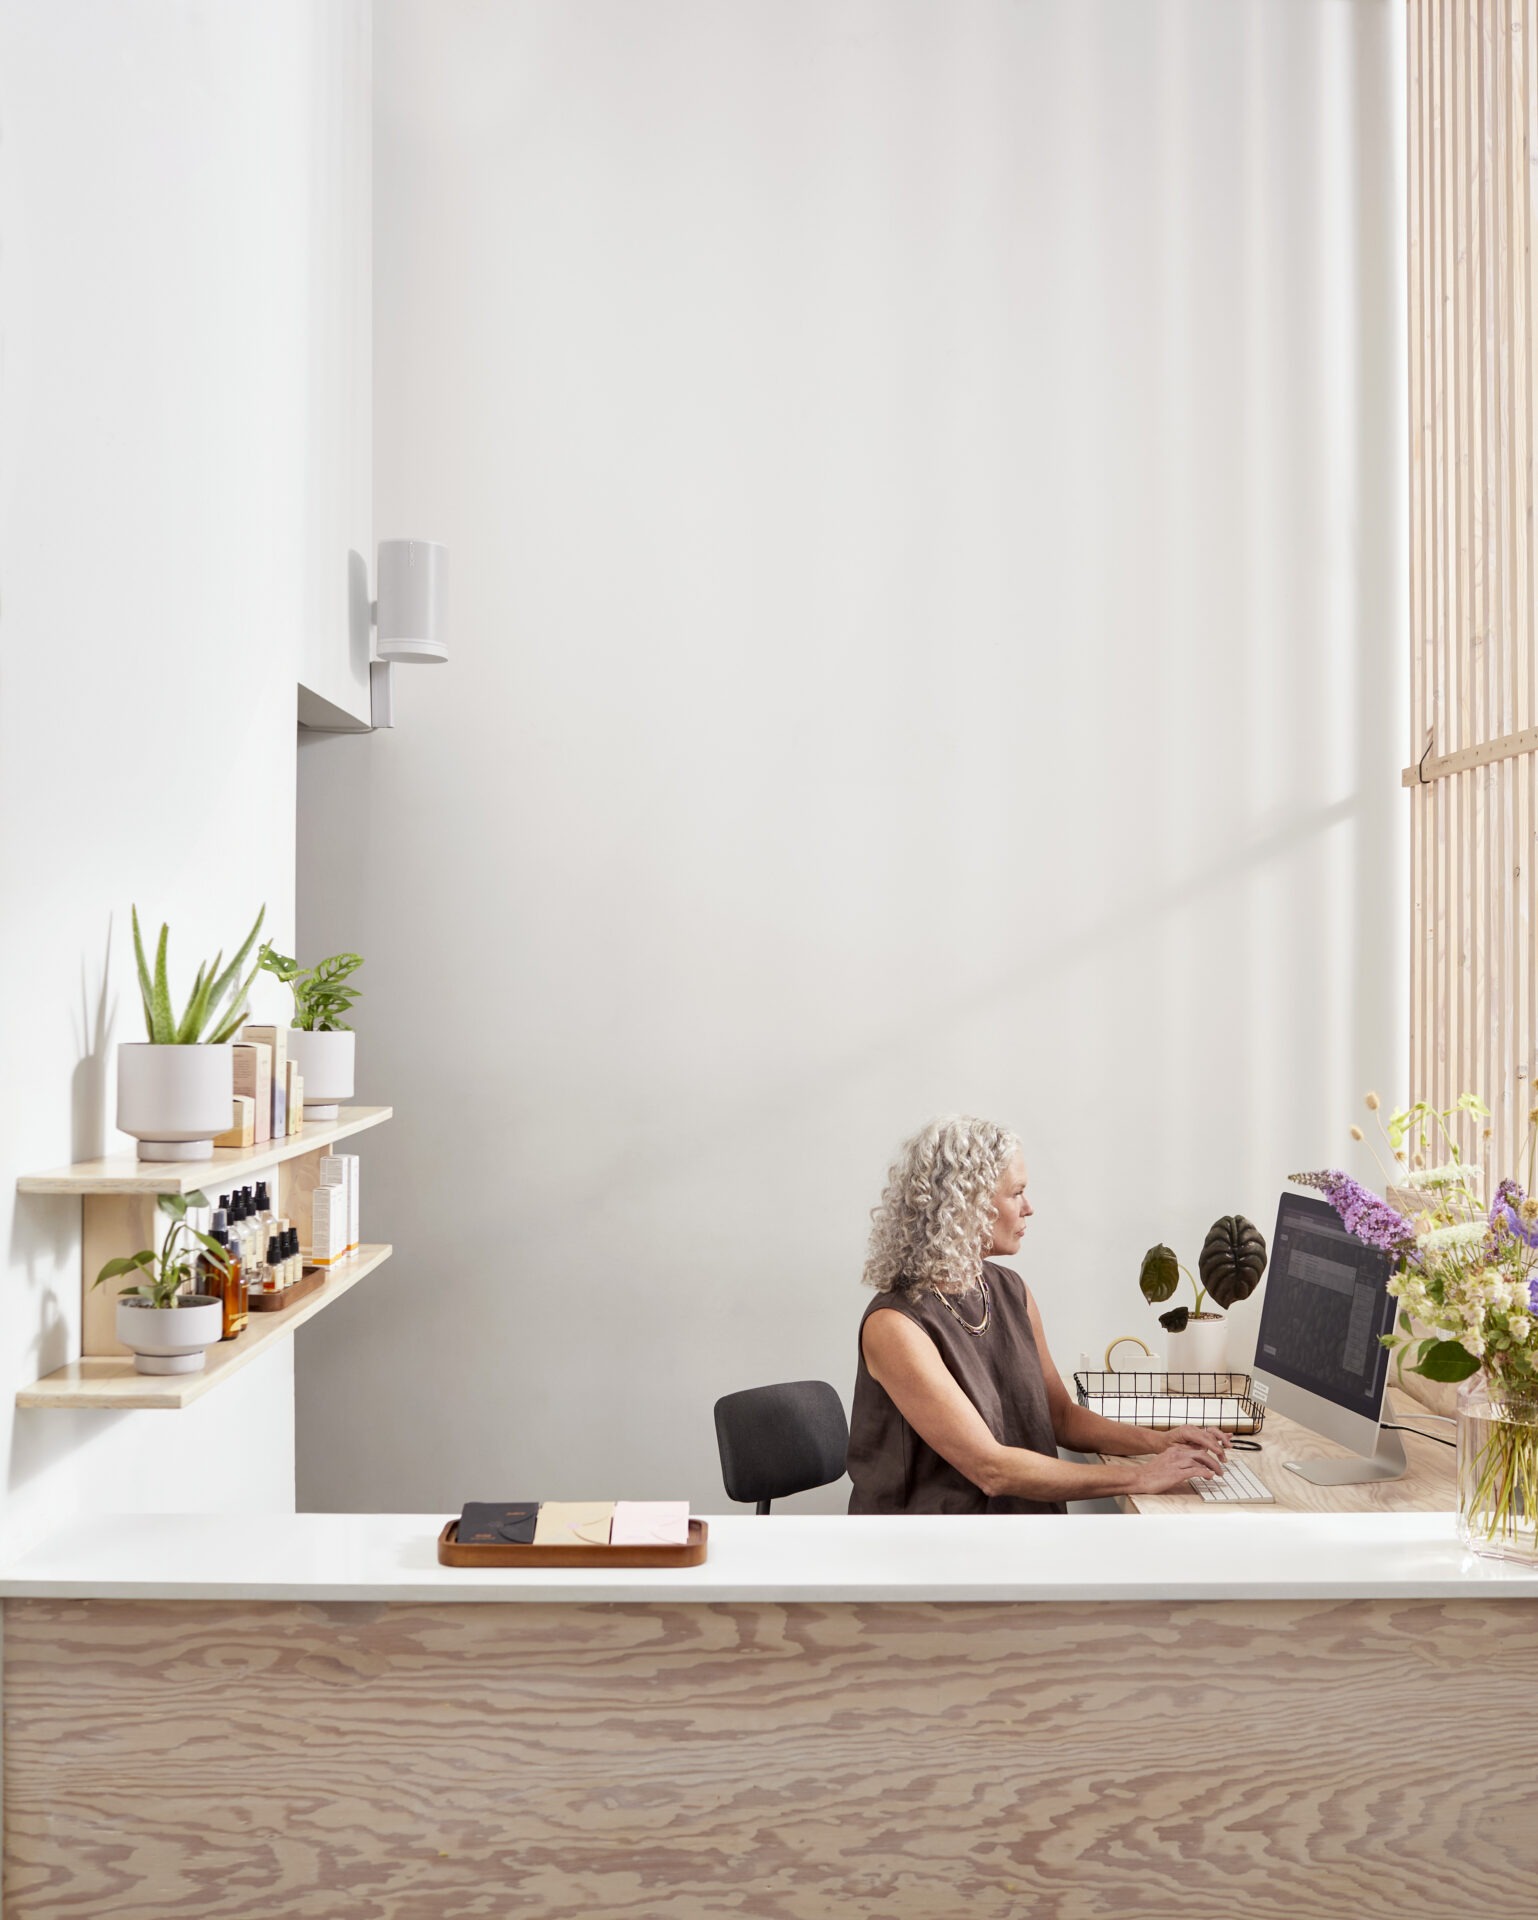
xmin=258 ymin=945 xmax=363 ymax=1031
xmin=94 ymin=1190 xmax=229 ymax=1311
xmin=132 ymin=905 xmax=266 ymax=1045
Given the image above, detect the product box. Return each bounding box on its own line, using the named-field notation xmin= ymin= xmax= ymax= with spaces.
xmin=241 ymin=1025 xmax=288 ymax=1139
xmin=232 ymin=1042 xmax=273 ymax=1145
xmin=311 ymin=1182 xmax=347 ymax=1267
xmin=338 ymin=1152 xmax=360 ymax=1250
xmin=286 ymin=1060 xmax=303 ymax=1135
xmin=318 ymin=1153 xmax=360 ymax=1252
xmin=213 ymin=1095 xmax=256 ymax=1150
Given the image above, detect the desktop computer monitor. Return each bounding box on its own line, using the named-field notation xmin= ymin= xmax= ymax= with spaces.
xmin=1249 ymin=1189 xmax=1407 ymax=1485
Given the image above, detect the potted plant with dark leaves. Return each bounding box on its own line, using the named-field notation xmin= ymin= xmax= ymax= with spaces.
xmin=95 ymin=1190 xmax=229 ymax=1374
xmin=117 ymin=907 xmax=265 ymax=1160
xmin=258 ymin=946 xmax=363 ymax=1120
xmin=1139 ymin=1215 xmax=1269 ymax=1372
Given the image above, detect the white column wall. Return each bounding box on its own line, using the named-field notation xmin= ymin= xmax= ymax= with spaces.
xmin=0 ymin=1 xmax=369 ymax=1550
xmin=297 ymin=0 xmax=1407 ymax=1514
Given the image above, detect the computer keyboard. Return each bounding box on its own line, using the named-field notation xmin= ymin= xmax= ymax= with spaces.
xmin=1191 ymin=1457 xmax=1275 ymax=1504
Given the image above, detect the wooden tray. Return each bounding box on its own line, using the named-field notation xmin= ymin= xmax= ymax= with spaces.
xmin=246 ymin=1265 xmax=328 ymax=1313
xmin=437 ymin=1518 xmax=709 ymax=1568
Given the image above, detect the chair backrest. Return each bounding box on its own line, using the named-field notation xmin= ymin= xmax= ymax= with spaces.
xmin=713 ymin=1379 xmax=850 ymax=1512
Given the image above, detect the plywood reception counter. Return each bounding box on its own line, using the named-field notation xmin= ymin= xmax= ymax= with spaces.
xmin=4 ymin=1510 xmax=1537 ymax=1920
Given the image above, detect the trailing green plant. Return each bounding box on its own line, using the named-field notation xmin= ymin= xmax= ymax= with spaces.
xmin=93 ymin=1190 xmax=229 ymax=1311
xmin=132 ymin=905 xmax=266 ymax=1045
xmin=1139 ymin=1216 xmax=1268 ymax=1333
xmin=258 ymin=945 xmax=364 ymax=1031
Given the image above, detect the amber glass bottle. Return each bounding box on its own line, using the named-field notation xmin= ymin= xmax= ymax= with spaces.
xmin=202 ymin=1224 xmax=244 ymax=1341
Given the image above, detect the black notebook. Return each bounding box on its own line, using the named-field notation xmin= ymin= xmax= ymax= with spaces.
xmin=459 ymin=1502 xmax=539 ymax=1544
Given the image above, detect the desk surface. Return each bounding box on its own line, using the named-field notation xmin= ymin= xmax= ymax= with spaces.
xmin=1108 ymin=1391 xmax=1459 ymax=1514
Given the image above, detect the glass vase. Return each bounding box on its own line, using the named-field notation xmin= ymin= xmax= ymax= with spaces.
xmin=1456 ymin=1374 xmax=1538 ymax=1564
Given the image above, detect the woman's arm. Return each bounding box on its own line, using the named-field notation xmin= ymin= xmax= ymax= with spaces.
xmin=861 ymin=1309 xmax=1221 ymax=1502
xmin=1022 ymin=1287 xmax=1230 ymax=1466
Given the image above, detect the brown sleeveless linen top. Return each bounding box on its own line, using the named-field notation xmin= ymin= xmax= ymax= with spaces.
xmin=846 ymin=1263 xmax=1067 ymax=1515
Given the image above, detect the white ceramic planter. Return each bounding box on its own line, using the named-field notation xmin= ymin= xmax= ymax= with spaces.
xmin=115 ymin=1295 xmax=224 ymax=1374
xmin=116 ymin=1043 xmax=234 ymax=1161
xmin=285 ymin=1028 xmax=355 ymax=1120
xmin=1163 ymin=1312 xmax=1230 ymax=1375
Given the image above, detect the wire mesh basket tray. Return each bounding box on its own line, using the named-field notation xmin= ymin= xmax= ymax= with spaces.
xmin=1072 ymin=1370 xmax=1268 ymax=1435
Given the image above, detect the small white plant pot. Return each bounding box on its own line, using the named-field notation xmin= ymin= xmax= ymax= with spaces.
xmin=286 ymin=1028 xmax=355 ymax=1121
xmin=116 ymin=1043 xmax=234 ymax=1161
xmin=115 ymin=1295 xmax=224 ymax=1374
xmin=1164 ymin=1312 xmax=1230 ymax=1375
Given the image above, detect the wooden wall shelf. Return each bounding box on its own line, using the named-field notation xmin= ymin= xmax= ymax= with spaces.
xmin=15 ymin=1107 xmax=394 ymax=1197
xmin=16 ymin=1244 xmax=394 ymax=1410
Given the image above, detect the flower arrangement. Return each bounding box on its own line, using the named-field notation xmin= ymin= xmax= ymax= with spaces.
xmin=1294 ymin=1090 xmax=1538 ymax=1561
xmin=1292 ymin=1091 xmax=1533 ymax=1388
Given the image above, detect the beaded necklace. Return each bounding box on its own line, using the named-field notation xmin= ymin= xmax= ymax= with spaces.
xmin=931 ymin=1273 xmax=991 ymax=1336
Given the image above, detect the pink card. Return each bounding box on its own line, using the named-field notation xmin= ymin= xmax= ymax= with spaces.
xmin=609 ymin=1501 xmax=691 ymax=1546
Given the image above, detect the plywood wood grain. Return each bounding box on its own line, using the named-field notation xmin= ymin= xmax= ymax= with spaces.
xmin=5 ymin=1594 xmax=1536 ymax=1919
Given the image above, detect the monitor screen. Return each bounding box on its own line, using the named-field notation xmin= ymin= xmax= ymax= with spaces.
xmin=1253 ymin=1191 xmax=1397 ymax=1418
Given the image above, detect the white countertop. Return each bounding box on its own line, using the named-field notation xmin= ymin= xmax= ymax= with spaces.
xmin=3 ymin=1510 xmax=1538 ymax=1603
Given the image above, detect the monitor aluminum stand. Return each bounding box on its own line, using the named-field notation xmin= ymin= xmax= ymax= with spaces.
xmin=1283 ymin=1422 xmax=1407 ymax=1485
xmin=1250 ymin=1371 xmax=1410 ymax=1485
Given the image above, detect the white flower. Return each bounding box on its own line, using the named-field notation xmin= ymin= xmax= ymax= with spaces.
xmin=1420 ymin=1222 xmax=1488 ymax=1253
xmin=1509 ymin=1315 xmax=1533 ymax=1343
xmin=1405 ymin=1164 xmax=1482 ymax=1191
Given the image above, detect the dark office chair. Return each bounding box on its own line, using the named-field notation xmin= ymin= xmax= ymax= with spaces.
xmin=713 ymin=1379 xmax=850 ymax=1513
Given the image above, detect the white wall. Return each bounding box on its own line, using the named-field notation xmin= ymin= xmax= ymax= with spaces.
xmin=297 ymin=0 xmax=1407 ymax=1515
xmin=0 ymin=1 xmax=369 ymax=1553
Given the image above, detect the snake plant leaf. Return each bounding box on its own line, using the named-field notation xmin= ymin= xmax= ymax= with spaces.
xmin=208 ymin=956 xmax=263 ymax=1043
xmin=174 ymin=958 xmax=215 ymax=1045
xmin=1418 ymin=1339 xmax=1482 ymax=1383
xmin=204 ymin=907 xmax=266 ymax=1027
xmin=149 ymin=921 xmax=174 ymax=1044
xmin=131 ymin=906 xmax=157 ymax=1039
xmin=1158 ymin=1305 xmax=1190 ymax=1333
xmin=1198 ymin=1214 xmax=1269 ymax=1311
xmin=1138 ymin=1243 xmax=1180 ymax=1305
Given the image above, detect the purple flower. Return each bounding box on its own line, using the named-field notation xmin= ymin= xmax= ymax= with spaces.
xmin=1530 ymin=1275 xmax=1538 ymax=1316
xmin=1290 ymin=1170 xmax=1421 ymax=1260
xmin=1491 ymin=1178 xmax=1538 ymax=1249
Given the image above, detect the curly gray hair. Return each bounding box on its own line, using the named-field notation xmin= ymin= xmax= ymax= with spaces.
xmin=862 ymin=1115 xmax=1023 ymax=1296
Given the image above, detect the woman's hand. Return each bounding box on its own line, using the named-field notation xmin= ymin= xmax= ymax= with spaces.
xmin=1126 ymin=1444 xmax=1225 ymax=1495
xmin=1160 ymin=1424 xmax=1231 ymax=1466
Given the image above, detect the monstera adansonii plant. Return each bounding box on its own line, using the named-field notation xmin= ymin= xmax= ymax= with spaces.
xmin=1139 ymin=1216 xmax=1268 ymax=1332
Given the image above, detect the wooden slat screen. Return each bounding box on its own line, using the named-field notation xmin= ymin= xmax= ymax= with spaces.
xmin=1409 ymin=0 xmax=1538 ymax=1179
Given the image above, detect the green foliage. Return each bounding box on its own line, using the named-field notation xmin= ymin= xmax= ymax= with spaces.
xmin=258 ymin=945 xmax=364 ymax=1031
xmin=132 ymin=906 xmax=266 ymax=1045
xmin=1416 ymin=1338 xmax=1483 ymax=1384
xmin=1138 ymin=1244 xmax=1180 ymax=1306
xmin=1198 ymin=1215 xmax=1269 ymax=1311
xmin=1384 ymin=1094 xmax=1490 ymax=1163
xmin=1158 ymin=1305 xmax=1190 ymax=1334
xmin=93 ymin=1189 xmax=229 ymax=1311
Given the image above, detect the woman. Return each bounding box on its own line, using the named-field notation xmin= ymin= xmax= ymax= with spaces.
xmin=847 ymin=1116 xmax=1228 ymax=1512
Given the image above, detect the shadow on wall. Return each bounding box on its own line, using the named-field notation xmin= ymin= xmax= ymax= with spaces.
xmin=70 ymin=916 xmax=117 ymax=1163
xmin=6 ymin=917 xmax=119 ymax=1496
